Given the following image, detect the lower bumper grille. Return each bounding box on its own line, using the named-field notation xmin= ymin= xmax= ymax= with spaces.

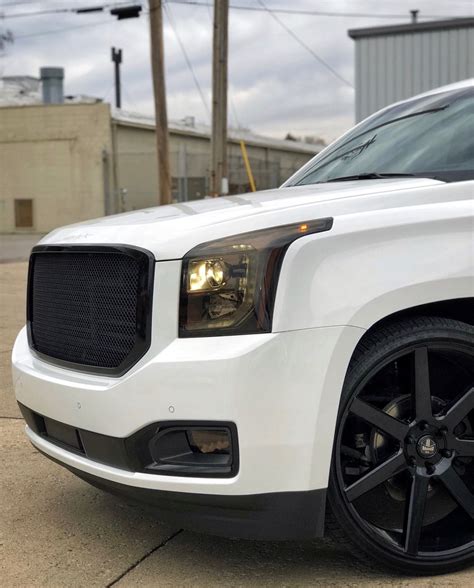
xmin=19 ymin=403 xmax=238 ymax=478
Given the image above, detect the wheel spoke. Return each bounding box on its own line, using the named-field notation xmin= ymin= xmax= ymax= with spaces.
xmin=345 ymin=450 xmax=407 ymax=502
xmin=350 ymin=398 xmax=410 ymax=441
xmin=404 ymin=473 xmax=429 ymax=555
xmin=452 ymin=438 xmax=474 ymax=457
xmin=439 ymin=467 xmax=474 ymax=519
xmin=414 ymin=347 xmax=432 ymax=420
xmin=442 ymin=387 xmax=474 ymax=431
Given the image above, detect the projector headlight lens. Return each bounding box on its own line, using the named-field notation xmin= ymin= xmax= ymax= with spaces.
xmin=188 ymin=259 xmax=228 ymax=292
xmin=179 ymin=218 xmax=333 ymax=336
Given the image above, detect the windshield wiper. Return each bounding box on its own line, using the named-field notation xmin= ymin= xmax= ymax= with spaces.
xmin=325 ymin=172 xmax=417 ymax=183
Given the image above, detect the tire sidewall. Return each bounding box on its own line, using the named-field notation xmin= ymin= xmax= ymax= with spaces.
xmin=328 ymin=318 xmax=474 ymax=575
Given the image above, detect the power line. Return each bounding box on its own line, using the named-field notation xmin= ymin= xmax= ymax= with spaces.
xmin=2 ymin=0 xmax=458 ymax=20
xmin=15 ymin=19 xmax=111 ymax=39
xmin=0 ymin=1 xmax=42 ymax=6
xmin=122 ymin=83 xmax=137 ymax=109
xmin=164 ymin=2 xmax=210 ymax=120
xmin=166 ymin=0 xmax=453 ymax=20
xmin=257 ymin=0 xmax=353 ymax=89
xmin=12 ymin=7 xmax=147 ymax=41
xmin=0 ymin=1 xmax=137 ymax=19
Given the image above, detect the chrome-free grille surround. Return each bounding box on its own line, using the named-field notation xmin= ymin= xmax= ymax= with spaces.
xmin=27 ymin=245 xmax=155 ymax=376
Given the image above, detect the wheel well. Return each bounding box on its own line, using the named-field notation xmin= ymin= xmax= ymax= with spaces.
xmin=368 ymin=298 xmax=473 ymax=334
xmin=345 ymin=299 xmax=473 ymax=373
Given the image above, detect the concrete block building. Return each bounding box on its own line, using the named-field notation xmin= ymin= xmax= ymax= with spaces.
xmin=0 ymin=73 xmax=318 ymax=234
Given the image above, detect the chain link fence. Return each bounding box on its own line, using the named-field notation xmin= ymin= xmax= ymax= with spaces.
xmin=170 ymin=151 xmax=304 ymax=201
xmin=116 ymin=148 xmax=311 ymax=209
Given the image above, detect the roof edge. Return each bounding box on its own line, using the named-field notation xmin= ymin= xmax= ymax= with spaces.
xmin=348 ymin=17 xmax=474 ymax=39
xmin=112 ymin=112 xmax=320 ymax=155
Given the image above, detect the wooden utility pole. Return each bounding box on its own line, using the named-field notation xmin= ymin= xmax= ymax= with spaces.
xmin=210 ymin=0 xmax=229 ymax=197
xmin=149 ymin=0 xmax=172 ymax=204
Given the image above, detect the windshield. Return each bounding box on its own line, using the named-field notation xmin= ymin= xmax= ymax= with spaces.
xmin=288 ymin=87 xmax=474 ymax=185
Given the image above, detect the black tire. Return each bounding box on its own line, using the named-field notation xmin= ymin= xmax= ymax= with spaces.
xmin=327 ymin=316 xmax=474 ymax=575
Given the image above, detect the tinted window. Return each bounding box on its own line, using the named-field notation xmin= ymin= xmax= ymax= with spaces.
xmin=289 ymin=87 xmax=474 ymax=185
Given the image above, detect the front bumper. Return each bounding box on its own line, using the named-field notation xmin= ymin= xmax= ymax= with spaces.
xmin=33 ymin=440 xmax=327 ymax=540
xmin=13 ymin=267 xmax=362 ymax=538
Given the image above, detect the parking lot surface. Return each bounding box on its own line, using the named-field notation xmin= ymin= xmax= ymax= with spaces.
xmin=0 ymin=234 xmax=43 ymax=263
xmin=1 ymin=262 xmax=472 ymax=586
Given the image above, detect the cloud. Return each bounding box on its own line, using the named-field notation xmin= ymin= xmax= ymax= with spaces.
xmin=1 ymin=0 xmax=471 ymax=143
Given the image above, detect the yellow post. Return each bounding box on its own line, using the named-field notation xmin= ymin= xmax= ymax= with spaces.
xmin=239 ymin=140 xmax=256 ymax=192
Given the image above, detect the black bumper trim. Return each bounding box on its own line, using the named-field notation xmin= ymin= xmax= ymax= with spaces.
xmin=36 ymin=447 xmax=327 ymax=541
xmin=18 ymin=403 xmax=239 ymax=478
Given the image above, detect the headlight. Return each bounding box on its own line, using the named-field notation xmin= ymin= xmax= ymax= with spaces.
xmin=179 ymin=218 xmax=333 ymax=337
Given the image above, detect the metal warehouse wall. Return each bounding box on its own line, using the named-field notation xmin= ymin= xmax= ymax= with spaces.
xmin=350 ymin=19 xmax=474 ymax=122
xmin=113 ymin=121 xmax=314 ymax=209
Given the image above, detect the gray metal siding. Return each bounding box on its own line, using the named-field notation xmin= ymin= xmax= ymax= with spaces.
xmin=354 ymin=26 xmax=474 ymax=121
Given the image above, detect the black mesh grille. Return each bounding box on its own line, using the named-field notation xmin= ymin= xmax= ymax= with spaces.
xmin=28 ymin=246 xmax=154 ymax=374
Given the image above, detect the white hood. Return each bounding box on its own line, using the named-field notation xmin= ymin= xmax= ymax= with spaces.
xmin=40 ymin=178 xmax=445 ymax=260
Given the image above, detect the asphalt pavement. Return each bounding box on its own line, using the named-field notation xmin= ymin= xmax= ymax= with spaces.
xmin=1 ymin=262 xmax=472 ymax=586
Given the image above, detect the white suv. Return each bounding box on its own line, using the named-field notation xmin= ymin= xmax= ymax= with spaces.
xmin=12 ymin=80 xmax=473 ymax=575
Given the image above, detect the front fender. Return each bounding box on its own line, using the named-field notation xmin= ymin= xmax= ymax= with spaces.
xmin=273 ymin=199 xmax=473 ymax=332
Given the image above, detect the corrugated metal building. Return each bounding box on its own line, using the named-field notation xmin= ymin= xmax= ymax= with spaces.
xmin=112 ymin=110 xmax=319 ymax=207
xmin=348 ymin=17 xmax=474 ymax=121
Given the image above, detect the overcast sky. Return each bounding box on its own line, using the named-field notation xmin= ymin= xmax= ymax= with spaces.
xmin=1 ymin=0 xmax=472 ymax=142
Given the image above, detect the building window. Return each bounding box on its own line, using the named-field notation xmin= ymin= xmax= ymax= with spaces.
xmin=14 ymin=199 xmax=34 ymax=229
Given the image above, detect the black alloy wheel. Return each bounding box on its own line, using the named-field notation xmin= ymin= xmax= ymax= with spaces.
xmin=328 ymin=317 xmax=474 ymax=574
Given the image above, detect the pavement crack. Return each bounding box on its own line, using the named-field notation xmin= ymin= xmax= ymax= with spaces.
xmin=0 ymin=415 xmax=23 ymax=420
xmin=106 ymin=529 xmax=183 ymax=587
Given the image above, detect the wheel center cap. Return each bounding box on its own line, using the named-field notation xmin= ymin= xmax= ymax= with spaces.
xmin=417 ymin=435 xmax=438 ymax=458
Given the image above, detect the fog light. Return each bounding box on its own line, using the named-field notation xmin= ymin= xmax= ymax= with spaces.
xmin=146 ymin=425 xmax=237 ymax=477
